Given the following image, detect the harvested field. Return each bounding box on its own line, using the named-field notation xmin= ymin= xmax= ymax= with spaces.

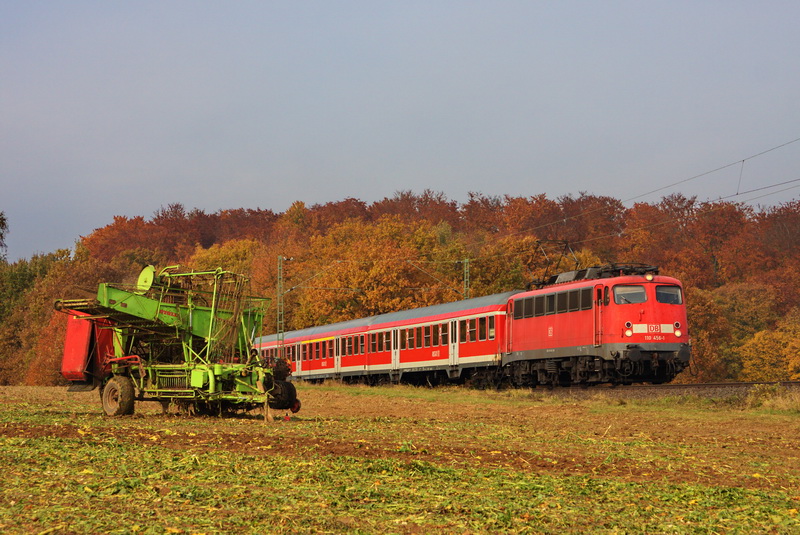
xmin=1 ymin=384 xmax=799 ymax=534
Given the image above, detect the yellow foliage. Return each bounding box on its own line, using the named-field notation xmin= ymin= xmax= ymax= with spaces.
xmin=184 ymin=239 xmax=265 ymax=276
xmin=738 ymin=308 xmax=800 ymax=382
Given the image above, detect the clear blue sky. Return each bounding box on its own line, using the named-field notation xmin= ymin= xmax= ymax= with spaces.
xmin=2 ymin=1 xmax=799 ymax=261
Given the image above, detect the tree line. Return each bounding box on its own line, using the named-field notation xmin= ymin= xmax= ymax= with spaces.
xmin=1 ymin=189 xmax=798 ymax=385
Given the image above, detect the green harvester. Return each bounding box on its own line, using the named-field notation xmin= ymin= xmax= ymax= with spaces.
xmin=56 ymin=265 xmax=299 ymax=418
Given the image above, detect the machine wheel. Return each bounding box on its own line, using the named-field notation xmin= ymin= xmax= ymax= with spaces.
xmin=268 ymin=380 xmax=298 ymax=411
xmin=101 ymin=376 xmax=135 ymax=416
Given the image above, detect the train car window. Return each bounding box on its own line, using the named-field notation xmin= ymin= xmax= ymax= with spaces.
xmin=459 ymin=320 xmax=467 ymax=343
xmin=470 ymin=319 xmax=478 ymax=342
xmin=359 ymin=335 xmax=365 ymax=355
xmin=614 ymin=285 xmax=647 ymax=304
xmin=603 ymin=287 xmax=610 ymax=306
xmin=400 ymin=330 xmax=407 ymax=350
xmin=384 ymin=332 xmax=391 ymax=352
xmin=432 ymin=324 xmax=440 ymax=346
xmin=546 ymin=294 xmax=556 ymax=315
xmin=534 ymin=295 xmax=545 ymax=317
xmin=513 ymin=300 xmax=523 ymax=320
xmin=656 ymin=285 xmax=683 ymax=304
xmin=478 ymin=317 xmax=487 ymax=341
xmin=581 ymin=288 xmax=593 ymax=310
xmin=424 ymin=326 xmax=431 ymax=347
xmin=441 ymin=323 xmax=449 ymax=345
xmin=416 ymin=327 xmax=423 ymax=349
xmin=489 ymin=316 xmax=496 ymax=339
xmin=568 ymin=290 xmax=580 ymax=312
xmin=557 ymin=292 xmax=568 ymax=314
xmin=369 ymin=333 xmax=376 ymax=353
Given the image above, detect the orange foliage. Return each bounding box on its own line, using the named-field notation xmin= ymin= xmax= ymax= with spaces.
xmin=5 ymin=191 xmax=800 ymax=384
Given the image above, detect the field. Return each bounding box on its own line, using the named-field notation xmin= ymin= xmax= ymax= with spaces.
xmin=1 ymin=384 xmax=799 ymax=534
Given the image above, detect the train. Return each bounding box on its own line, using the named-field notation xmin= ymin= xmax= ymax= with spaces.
xmin=256 ymin=264 xmax=691 ymax=387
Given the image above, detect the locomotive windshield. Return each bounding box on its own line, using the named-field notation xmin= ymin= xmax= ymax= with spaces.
xmin=613 ymin=285 xmax=647 ymax=304
xmin=656 ymin=285 xmax=683 ymax=304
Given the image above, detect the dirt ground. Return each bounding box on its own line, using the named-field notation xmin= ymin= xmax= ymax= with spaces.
xmin=2 ymin=385 xmax=799 ymax=492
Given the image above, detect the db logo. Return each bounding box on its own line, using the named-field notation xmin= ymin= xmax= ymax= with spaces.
xmin=648 ymin=324 xmax=661 ymax=333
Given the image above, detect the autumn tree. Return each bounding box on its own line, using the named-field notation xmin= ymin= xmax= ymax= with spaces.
xmin=81 ymin=215 xmax=152 ymax=262
xmin=738 ymin=307 xmax=800 ymax=381
xmin=499 ymin=194 xmax=562 ymax=238
xmin=288 ymin=216 xmax=467 ymax=329
xmin=0 ymin=249 xmax=120 ymax=385
xmin=556 ymin=193 xmax=625 ymax=259
xmin=184 ymin=239 xmax=265 ymax=276
xmin=674 ymin=287 xmax=731 ymax=383
xmin=369 ymin=190 xmax=459 ymax=228
xmin=307 ymin=198 xmax=370 ymax=234
xmin=460 ymin=192 xmax=505 ymax=235
xmin=0 ymin=210 xmax=7 ymax=259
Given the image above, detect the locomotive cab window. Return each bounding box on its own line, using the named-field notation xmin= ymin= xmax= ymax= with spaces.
xmin=513 ymin=299 xmax=523 ymax=320
xmin=656 ymin=285 xmax=683 ymax=304
xmin=613 ymin=285 xmax=647 ymax=304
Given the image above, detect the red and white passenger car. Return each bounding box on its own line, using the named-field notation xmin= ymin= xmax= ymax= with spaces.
xmin=256 ymin=264 xmax=691 ymax=386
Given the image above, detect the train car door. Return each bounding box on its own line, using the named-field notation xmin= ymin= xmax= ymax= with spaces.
xmin=334 ymin=338 xmax=342 ymax=374
xmin=391 ymin=330 xmax=400 ymax=370
xmin=292 ymin=344 xmax=302 ymax=375
xmin=448 ymin=320 xmax=459 ymax=366
xmin=506 ymin=300 xmax=514 ymax=354
xmin=593 ymin=285 xmax=604 ymax=347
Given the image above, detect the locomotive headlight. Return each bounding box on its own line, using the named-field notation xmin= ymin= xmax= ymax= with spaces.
xmin=645 ymin=273 xmax=654 ymax=281
xmin=675 ymin=329 xmax=682 ymax=338
xmin=625 ymin=329 xmax=633 ymax=337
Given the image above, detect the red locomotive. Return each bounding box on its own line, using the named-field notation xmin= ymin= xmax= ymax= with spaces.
xmin=256 ymin=264 xmax=691 ymax=387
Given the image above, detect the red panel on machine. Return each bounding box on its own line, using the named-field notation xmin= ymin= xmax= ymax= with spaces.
xmin=61 ymin=311 xmax=93 ymax=381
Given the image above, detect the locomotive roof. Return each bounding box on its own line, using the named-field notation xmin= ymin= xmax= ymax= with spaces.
xmin=258 ymin=290 xmax=518 ymax=343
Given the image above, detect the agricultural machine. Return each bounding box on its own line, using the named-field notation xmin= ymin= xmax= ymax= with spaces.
xmin=55 ymin=265 xmax=300 ymax=418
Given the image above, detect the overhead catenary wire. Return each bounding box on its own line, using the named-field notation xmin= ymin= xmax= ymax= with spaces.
xmin=278 ymin=137 xmax=800 ymax=300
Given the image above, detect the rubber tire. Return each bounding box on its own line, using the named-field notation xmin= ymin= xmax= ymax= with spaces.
xmin=101 ymin=376 xmax=135 ymax=416
xmin=267 ymin=380 xmax=297 ymax=410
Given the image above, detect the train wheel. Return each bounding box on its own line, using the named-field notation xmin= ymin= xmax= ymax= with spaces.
xmin=101 ymin=376 xmax=135 ymax=416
